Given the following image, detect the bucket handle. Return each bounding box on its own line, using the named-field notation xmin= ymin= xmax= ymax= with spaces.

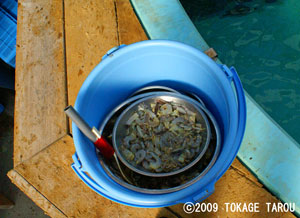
xmin=184 ymin=65 xmax=246 ymax=204
xmin=228 ymin=65 xmax=247 ymax=147
xmin=72 ymin=153 xmax=108 ymax=194
xmin=219 ymin=65 xmax=246 ymax=151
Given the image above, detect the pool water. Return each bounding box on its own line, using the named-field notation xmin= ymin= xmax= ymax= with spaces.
xmin=180 ymin=0 xmax=300 ymax=146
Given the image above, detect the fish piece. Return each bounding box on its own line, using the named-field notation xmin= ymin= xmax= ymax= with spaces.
xmin=154 ymin=148 xmax=162 ymax=156
xmin=145 ymin=153 xmax=153 ymax=162
xmin=145 ymin=141 xmax=154 ymax=151
xmin=145 ymin=109 xmax=156 ymax=119
xmin=154 ymin=123 xmax=164 ymax=133
xmin=169 ymin=125 xmax=183 ymax=135
xmin=140 ymin=141 xmax=145 ymax=149
xmin=136 ymin=125 xmax=144 ymax=138
xmin=130 ymin=144 xmax=141 ymax=153
xmin=135 ymin=150 xmax=146 ymax=164
xmin=126 ymin=113 xmax=139 ymax=125
xmin=171 ymin=117 xmax=185 ymax=125
xmin=171 ymin=147 xmax=184 ymax=154
xmin=155 ymin=167 xmax=163 ymax=173
xmin=150 ymin=103 xmax=156 ymax=112
xmin=178 ymin=153 xmax=186 ymax=163
xmin=171 ymin=109 xmax=179 ymax=116
xmin=189 ymin=114 xmax=196 ymax=123
xmin=138 ymin=103 xmax=146 ymax=112
xmin=142 ymin=160 xmax=150 ymax=170
xmin=192 ymin=135 xmax=202 ymax=148
xmin=180 ymin=124 xmax=192 ymax=131
xmin=123 ymin=135 xmax=135 ymax=147
xmin=122 ymin=149 xmax=134 ymax=161
xmin=159 ymin=103 xmax=173 ymax=116
xmin=163 ymin=121 xmax=170 ymax=129
xmin=185 ymin=107 xmax=196 ymax=116
xmin=176 ymin=106 xmax=186 ymax=114
xmin=149 ymin=152 xmax=162 ymax=170
xmin=151 ymin=135 xmax=160 ymax=147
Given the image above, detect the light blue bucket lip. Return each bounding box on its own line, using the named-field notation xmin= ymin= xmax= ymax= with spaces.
xmin=73 ymin=40 xmax=246 ymax=206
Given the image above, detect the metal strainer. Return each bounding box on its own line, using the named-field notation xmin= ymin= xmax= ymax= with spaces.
xmin=113 ymin=92 xmax=211 ymax=177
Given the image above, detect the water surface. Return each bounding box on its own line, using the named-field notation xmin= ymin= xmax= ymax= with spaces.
xmin=180 ymin=0 xmax=300 ymax=145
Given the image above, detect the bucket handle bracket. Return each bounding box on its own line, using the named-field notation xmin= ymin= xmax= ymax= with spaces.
xmin=219 ymin=64 xmax=233 ymax=81
xmin=72 ymin=152 xmax=84 ymax=170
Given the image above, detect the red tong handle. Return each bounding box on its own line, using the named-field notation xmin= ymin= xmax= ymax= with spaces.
xmin=94 ymin=137 xmax=115 ymax=159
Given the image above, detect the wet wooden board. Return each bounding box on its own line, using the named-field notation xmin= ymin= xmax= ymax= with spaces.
xmin=11 ymin=135 xmax=176 ymax=218
xmin=7 ymin=170 xmax=65 ymax=217
xmin=169 ymin=164 xmax=294 ymax=218
xmin=65 ymin=0 xmax=119 ymax=107
xmin=14 ymin=0 xmax=67 ymax=166
xmin=115 ymin=0 xmax=148 ymax=44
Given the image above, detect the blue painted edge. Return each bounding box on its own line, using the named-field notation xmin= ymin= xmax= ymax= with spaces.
xmin=130 ymin=0 xmax=300 ymax=216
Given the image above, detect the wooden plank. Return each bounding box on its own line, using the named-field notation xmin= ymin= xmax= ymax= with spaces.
xmin=14 ymin=0 xmax=67 ymax=166
xmin=12 ymin=135 xmax=176 ymax=218
xmin=7 ymin=170 xmax=65 ymax=217
xmin=169 ymin=159 xmax=295 ymax=218
xmin=115 ymin=0 xmax=148 ymax=44
xmin=64 ymin=0 xmax=119 ymax=107
xmin=0 ymin=193 xmax=14 ymax=209
xmin=11 ymin=135 xmax=295 ymax=218
xmin=231 ymin=158 xmax=263 ymax=187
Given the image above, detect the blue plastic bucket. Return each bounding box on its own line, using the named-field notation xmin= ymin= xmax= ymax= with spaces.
xmin=72 ymin=40 xmax=246 ymax=207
